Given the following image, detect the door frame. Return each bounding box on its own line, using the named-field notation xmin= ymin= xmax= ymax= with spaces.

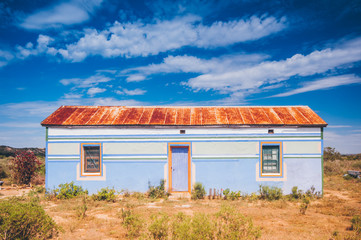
xmin=168 ymin=142 xmax=191 ymax=193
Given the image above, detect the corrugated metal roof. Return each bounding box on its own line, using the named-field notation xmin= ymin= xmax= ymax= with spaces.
xmin=41 ymin=106 xmax=327 ymax=127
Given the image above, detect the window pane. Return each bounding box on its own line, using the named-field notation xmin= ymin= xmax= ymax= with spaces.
xmin=262 ymin=145 xmax=280 ymax=173
xmin=84 ymin=146 xmax=100 ymax=173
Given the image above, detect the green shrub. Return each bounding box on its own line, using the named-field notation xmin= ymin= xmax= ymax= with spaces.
xmin=290 ymin=186 xmax=302 ymax=200
xmin=299 ymin=196 xmax=310 ymax=215
xmin=0 ymin=198 xmax=58 ymax=239
xmin=258 ymin=185 xmax=283 ymax=201
xmin=121 ymin=209 xmax=144 ymax=239
xmin=148 ymin=179 xmax=168 ymax=199
xmin=324 ymin=147 xmax=341 ymax=161
xmin=91 ymin=187 xmax=116 ymax=202
xmin=216 ymin=204 xmax=261 ymax=239
xmin=350 ymin=215 xmax=361 ymax=234
xmin=148 ymin=213 xmax=169 ymax=240
xmin=223 ymin=188 xmax=241 ymax=200
xmin=131 ymin=192 xmax=145 ymax=199
xmin=51 ymin=182 xmax=88 ymax=199
xmin=191 ymin=182 xmax=206 ymax=200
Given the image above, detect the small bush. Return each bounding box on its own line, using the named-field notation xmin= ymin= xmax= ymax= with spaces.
xmin=148 ymin=179 xmax=168 ymax=199
xmin=173 ymin=205 xmax=261 ymax=239
xmin=324 ymin=147 xmax=341 ymax=161
xmin=131 ymin=192 xmax=145 ymax=199
xmin=51 ymin=182 xmax=88 ymax=199
xmin=299 ymin=196 xmax=310 ymax=215
xmin=259 ymin=185 xmax=283 ymax=201
xmin=91 ymin=187 xmax=116 ymax=202
xmin=0 ymin=165 xmax=8 ymax=179
xmin=351 ymin=161 xmax=361 ymax=170
xmin=223 ymin=188 xmax=241 ymax=200
xmin=148 ymin=213 xmax=169 ymax=240
xmin=76 ymin=195 xmax=87 ymax=220
xmin=121 ymin=209 xmax=144 ymax=239
xmin=350 ymin=215 xmax=361 ymax=234
xmin=191 ymin=182 xmax=206 ymax=200
xmin=290 ymin=186 xmax=302 ymax=200
xmin=9 ymin=151 xmax=42 ymax=185
xmin=216 ymin=204 xmax=261 ymax=239
xmin=0 ymin=198 xmax=58 ymax=239
xmin=172 ymin=212 xmax=192 ymax=239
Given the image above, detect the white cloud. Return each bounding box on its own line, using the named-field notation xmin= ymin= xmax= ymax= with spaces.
xmin=87 ymin=87 xmax=106 ymax=96
xmin=0 ymin=97 xmax=145 ymax=147
xmin=55 ymin=15 xmax=285 ymax=61
xmin=0 ymin=49 xmax=14 ymax=67
xmin=115 ymin=88 xmax=147 ymax=96
xmin=16 ymin=35 xmax=56 ymax=59
xmin=186 ymin=37 xmax=361 ymax=95
xmin=122 ymin=53 xmax=268 ymax=82
xmin=60 ymin=74 xmax=112 ymax=88
xmin=272 ymin=74 xmax=361 ymax=97
xmin=62 ymin=93 xmax=83 ymax=99
xmin=196 ymin=16 xmax=286 ymax=47
xmin=20 ymin=0 xmax=103 ymax=30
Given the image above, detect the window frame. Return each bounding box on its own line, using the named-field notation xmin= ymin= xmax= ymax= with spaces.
xmin=260 ymin=142 xmax=282 ymax=177
xmin=81 ymin=143 xmax=102 ymax=176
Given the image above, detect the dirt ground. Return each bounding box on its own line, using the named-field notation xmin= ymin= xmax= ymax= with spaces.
xmin=1 ymin=174 xmax=360 ymax=240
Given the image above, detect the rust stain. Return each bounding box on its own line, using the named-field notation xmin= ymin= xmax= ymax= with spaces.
xmin=182 ymin=108 xmax=191 ymax=125
xmin=175 ymin=108 xmax=184 ymax=125
xmin=41 ymin=106 xmax=76 ymax=125
xmin=215 ymin=108 xmax=229 ymax=124
xmin=263 ymin=108 xmax=283 ymax=125
xmin=41 ymin=106 xmax=327 ymax=126
xmin=123 ymin=108 xmax=144 ymax=125
xmin=165 ymin=108 xmax=177 ymax=125
xmin=295 ymin=106 xmax=327 ymax=125
xmin=272 ymin=107 xmax=298 ymax=125
xmin=62 ymin=107 xmax=88 ymax=125
xmin=288 ymin=107 xmax=311 ymax=125
xmin=71 ymin=108 xmax=99 ymax=125
xmin=225 ymin=108 xmax=243 ymax=124
xmin=138 ymin=108 xmax=153 ymax=124
xmin=249 ymin=108 xmax=271 ymax=124
xmin=202 ymin=108 xmax=217 ymax=125
xmin=149 ymin=108 xmax=167 ymax=125
xmin=191 ymin=108 xmax=202 ymax=125
xmin=112 ymin=108 xmax=131 ymax=125
xmin=238 ymin=108 xmax=255 ymax=124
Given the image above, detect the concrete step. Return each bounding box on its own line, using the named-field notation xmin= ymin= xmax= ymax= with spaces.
xmin=169 ymin=192 xmax=191 ymax=200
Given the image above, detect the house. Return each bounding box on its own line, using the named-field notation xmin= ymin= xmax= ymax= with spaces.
xmin=41 ymin=106 xmax=327 ymax=195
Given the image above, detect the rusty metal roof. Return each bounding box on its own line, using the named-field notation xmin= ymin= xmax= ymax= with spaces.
xmin=41 ymin=106 xmax=327 ymax=127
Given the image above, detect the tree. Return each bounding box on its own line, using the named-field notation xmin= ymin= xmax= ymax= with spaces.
xmin=9 ymin=151 xmax=41 ymax=185
xmin=323 ymin=147 xmax=341 ymax=161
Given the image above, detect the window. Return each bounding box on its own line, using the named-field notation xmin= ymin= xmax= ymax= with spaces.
xmin=81 ymin=143 xmax=102 ymax=176
xmin=261 ymin=142 xmax=282 ymax=176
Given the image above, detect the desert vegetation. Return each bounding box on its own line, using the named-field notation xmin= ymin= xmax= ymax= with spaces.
xmin=0 ymin=148 xmax=360 ymax=239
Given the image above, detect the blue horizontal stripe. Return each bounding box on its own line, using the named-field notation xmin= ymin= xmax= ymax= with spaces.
xmin=192 ymin=159 xmax=241 ymax=162
xmin=47 ymin=139 xmax=321 ymax=143
xmin=48 ymin=133 xmax=321 ymax=138
xmin=103 ymin=160 xmax=166 ymax=163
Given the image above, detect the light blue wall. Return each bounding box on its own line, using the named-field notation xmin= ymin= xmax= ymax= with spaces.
xmin=46 ymin=161 xmax=165 ymax=194
xmin=45 ymin=131 xmax=323 ymax=195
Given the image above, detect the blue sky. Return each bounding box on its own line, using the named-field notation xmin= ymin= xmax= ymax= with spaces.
xmin=0 ymin=0 xmax=361 ymax=153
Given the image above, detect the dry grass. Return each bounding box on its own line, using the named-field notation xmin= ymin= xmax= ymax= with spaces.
xmin=1 ymin=159 xmax=360 ymax=239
